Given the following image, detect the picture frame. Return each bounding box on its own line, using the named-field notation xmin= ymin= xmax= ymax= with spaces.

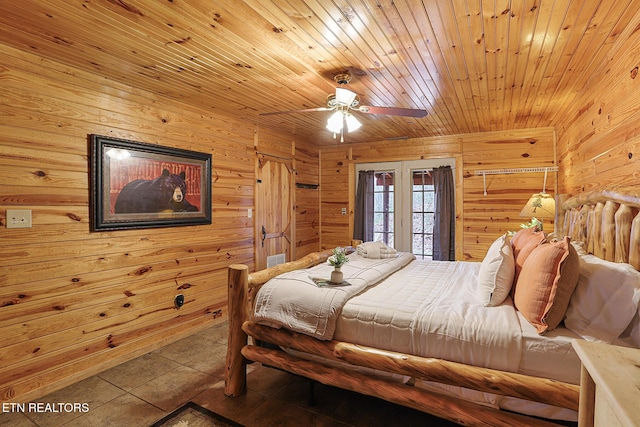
xmin=90 ymin=134 xmax=212 ymax=231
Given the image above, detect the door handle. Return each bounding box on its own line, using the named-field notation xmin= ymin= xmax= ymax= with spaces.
xmin=261 ymin=225 xmax=289 ymax=247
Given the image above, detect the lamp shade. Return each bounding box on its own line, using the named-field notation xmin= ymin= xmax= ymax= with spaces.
xmin=326 ymin=111 xmax=343 ymax=133
xmin=344 ymin=113 xmax=362 ymax=132
xmin=519 ymin=192 xmax=556 ymax=219
xmin=335 ymin=87 xmax=357 ymax=106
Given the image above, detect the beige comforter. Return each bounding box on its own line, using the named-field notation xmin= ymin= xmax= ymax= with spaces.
xmin=253 ymin=252 xmax=415 ymax=340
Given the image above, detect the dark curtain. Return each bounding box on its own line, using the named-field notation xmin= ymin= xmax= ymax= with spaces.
xmin=432 ymin=165 xmax=455 ymax=260
xmin=353 ymin=170 xmax=374 ymax=242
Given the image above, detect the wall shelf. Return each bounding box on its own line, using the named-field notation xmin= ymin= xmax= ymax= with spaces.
xmin=473 ymin=166 xmax=558 ymax=176
xmin=473 ymin=166 xmax=558 ymax=196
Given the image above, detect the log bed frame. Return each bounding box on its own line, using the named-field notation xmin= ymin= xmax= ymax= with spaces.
xmin=225 ymin=190 xmax=640 ymax=427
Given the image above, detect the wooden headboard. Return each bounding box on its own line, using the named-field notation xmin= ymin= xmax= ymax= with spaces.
xmin=559 ymin=190 xmax=640 ymax=270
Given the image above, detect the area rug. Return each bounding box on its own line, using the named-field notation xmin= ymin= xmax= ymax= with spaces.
xmin=150 ymin=401 xmax=244 ymax=427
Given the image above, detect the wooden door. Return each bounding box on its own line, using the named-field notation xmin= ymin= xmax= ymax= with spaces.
xmin=255 ymin=155 xmax=294 ymax=271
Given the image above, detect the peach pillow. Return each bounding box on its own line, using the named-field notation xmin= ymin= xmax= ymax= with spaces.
xmin=513 ymin=237 xmax=580 ymax=334
xmin=510 ymin=227 xmax=546 ymax=286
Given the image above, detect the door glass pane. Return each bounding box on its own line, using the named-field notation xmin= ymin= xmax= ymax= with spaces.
xmin=413 ymin=234 xmax=424 ymax=254
xmin=374 ymin=192 xmax=384 ymax=207
xmin=412 ymin=213 xmax=423 ymax=233
xmin=424 ymin=215 xmax=434 ymax=231
xmin=424 ymin=191 xmax=435 ymax=211
xmin=413 ymin=188 xmax=423 ymax=211
xmin=424 ymin=235 xmax=433 ymax=256
xmin=373 ymin=213 xmax=385 ymax=232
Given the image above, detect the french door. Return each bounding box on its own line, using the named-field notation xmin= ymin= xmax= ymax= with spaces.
xmin=357 ymin=159 xmax=454 ymax=259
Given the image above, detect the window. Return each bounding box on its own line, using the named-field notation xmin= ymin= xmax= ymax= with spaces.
xmin=357 ymin=159 xmax=454 ymax=258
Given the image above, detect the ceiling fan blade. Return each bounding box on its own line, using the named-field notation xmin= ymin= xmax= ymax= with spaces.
xmin=357 ymin=105 xmax=428 ymax=118
xmin=260 ymin=107 xmax=332 ymax=116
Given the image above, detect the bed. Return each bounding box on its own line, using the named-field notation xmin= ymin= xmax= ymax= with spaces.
xmin=224 ymin=190 xmax=640 ymax=427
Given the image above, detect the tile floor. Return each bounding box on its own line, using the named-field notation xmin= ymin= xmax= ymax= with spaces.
xmin=0 ymin=322 xmax=569 ymax=427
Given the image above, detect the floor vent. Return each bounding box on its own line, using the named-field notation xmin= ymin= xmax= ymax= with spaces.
xmin=267 ymin=253 xmax=286 ymax=268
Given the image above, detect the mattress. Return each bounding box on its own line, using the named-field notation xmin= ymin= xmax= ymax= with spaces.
xmin=518 ymin=311 xmax=581 ymax=384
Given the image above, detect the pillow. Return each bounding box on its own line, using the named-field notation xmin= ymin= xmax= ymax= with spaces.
xmin=564 ymin=254 xmax=640 ymax=343
xmin=510 ymin=227 xmax=546 ymax=286
xmin=629 ymin=309 xmax=640 ymax=347
xmin=513 ymin=237 xmax=580 ymax=334
xmin=570 ymin=240 xmax=588 ymax=256
xmin=478 ymin=234 xmax=515 ymax=306
xmin=356 ymin=241 xmax=398 ymax=259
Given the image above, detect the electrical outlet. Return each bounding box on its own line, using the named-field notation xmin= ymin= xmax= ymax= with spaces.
xmin=174 ymin=294 xmax=185 ymax=309
xmin=6 ymin=209 xmax=32 ymax=228
xmin=341 ymin=207 xmax=347 ymax=215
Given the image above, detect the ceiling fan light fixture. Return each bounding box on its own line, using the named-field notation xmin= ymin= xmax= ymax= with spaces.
xmin=326 ymin=111 xmax=344 ymax=133
xmin=345 ymin=113 xmax=362 ymax=132
xmin=335 ymin=87 xmax=357 ymax=106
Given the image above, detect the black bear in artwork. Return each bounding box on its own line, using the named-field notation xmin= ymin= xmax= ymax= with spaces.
xmin=114 ymin=169 xmax=198 ymax=213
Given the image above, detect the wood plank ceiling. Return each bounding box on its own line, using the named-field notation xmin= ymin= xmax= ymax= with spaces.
xmin=0 ymin=0 xmax=637 ymax=145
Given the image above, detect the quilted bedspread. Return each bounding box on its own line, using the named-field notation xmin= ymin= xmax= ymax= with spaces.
xmin=334 ymin=259 xmax=523 ymax=372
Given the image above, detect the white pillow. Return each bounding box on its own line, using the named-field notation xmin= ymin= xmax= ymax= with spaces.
xmin=570 ymin=240 xmax=588 ymax=256
xmin=629 ymin=309 xmax=640 ymax=346
xmin=564 ymin=254 xmax=640 ymax=343
xmin=478 ymin=234 xmax=515 ymax=306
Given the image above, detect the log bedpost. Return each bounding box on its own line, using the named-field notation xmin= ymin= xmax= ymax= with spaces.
xmin=630 ymin=212 xmax=640 ymax=270
xmin=224 ymin=264 xmax=249 ymax=397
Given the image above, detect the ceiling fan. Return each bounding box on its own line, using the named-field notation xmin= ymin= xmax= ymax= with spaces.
xmin=260 ymin=72 xmax=428 ymax=142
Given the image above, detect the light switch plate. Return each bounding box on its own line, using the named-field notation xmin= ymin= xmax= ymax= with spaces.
xmin=6 ymin=209 xmax=32 ymax=228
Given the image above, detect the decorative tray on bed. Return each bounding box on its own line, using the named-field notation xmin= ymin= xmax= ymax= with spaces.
xmin=309 ymin=276 xmax=351 ymax=287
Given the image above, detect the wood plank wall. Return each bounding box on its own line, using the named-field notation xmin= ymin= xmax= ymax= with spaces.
xmin=0 ymin=44 xmax=319 ymax=403
xmin=294 ymin=144 xmax=321 ymax=257
xmin=553 ymin=11 xmax=640 ymax=197
xmin=462 ymin=129 xmax=557 ymax=260
xmin=319 ymin=128 xmax=556 ymax=261
xmin=8 ymin=3 xmax=640 ymax=403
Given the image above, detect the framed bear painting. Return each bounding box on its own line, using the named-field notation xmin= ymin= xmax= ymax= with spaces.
xmin=90 ymin=135 xmax=212 ymax=231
